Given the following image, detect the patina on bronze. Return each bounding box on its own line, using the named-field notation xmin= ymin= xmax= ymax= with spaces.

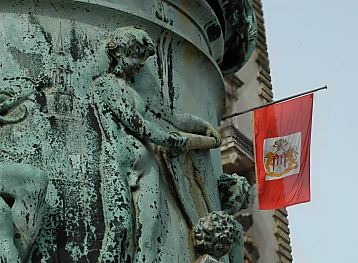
xmin=0 ymin=0 xmax=256 ymax=262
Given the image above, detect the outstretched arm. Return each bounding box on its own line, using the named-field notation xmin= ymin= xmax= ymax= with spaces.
xmin=163 ymin=112 xmax=222 ymax=147
xmin=100 ymin=85 xmax=187 ymax=149
xmin=120 ymin=109 xmax=187 ymax=149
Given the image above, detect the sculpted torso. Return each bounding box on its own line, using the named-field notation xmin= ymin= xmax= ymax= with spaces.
xmin=91 ymin=74 xmax=150 ymax=187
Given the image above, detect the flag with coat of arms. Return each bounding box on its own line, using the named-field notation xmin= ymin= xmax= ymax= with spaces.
xmin=254 ymin=94 xmax=313 ymax=210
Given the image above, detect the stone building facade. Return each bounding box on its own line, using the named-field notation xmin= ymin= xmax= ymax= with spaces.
xmin=219 ymin=1 xmax=293 ymax=262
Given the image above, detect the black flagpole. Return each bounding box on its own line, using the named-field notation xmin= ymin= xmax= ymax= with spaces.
xmin=222 ymin=85 xmax=327 ymax=120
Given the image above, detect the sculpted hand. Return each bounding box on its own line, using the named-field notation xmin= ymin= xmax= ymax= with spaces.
xmin=169 ymin=132 xmax=188 ymax=151
xmin=205 ymin=127 xmax=222 ymax=147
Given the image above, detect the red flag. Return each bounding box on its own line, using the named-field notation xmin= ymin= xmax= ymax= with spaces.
xmin=254 ymin=94 xmax=313 ymax=210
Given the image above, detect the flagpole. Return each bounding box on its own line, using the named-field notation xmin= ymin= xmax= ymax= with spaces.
xmin=222 ymin=85 xmax=327 ymax=120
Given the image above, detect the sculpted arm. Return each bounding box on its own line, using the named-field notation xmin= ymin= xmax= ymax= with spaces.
xmin=163 ymin=112 xmax=222 ymax=146
xmin=101 ymin=84 xmax=187 ymax=149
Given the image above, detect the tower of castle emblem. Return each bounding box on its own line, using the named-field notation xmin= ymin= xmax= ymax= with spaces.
xmin=263 ymin=132 xmax=301 ymax=180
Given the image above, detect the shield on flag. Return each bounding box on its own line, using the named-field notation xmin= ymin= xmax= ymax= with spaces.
xmin=263 ymin=132 xmax=301 ymax=180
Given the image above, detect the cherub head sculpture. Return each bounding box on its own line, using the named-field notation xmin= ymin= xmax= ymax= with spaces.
xmin=105 ymin=26 xmax=155 ymax=79
xmin=218 ymin=173 xmax=251 ymax=215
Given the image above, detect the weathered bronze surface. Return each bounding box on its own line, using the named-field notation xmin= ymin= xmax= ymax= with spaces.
xmin=0 ymin=0 xmax=256 ymax=262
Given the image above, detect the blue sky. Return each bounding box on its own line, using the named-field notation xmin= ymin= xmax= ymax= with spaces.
xmin=262 ymin=0 xmax=358 ymax=262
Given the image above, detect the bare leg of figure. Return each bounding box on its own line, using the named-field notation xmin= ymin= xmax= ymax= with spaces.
xmin=98 ymin=146 xmax=132 ymax=263
xmin=132 ymin=156 xmax=162 ymax=263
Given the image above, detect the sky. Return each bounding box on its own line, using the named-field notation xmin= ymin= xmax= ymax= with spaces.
xmin=262 ymin=0 xmax=358 ymax=262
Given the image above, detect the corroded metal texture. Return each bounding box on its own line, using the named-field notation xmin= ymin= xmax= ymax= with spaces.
xmin=219 ymin=0 xmax=257 ymax=74
xmin=193 ymin=211 xmax=242 ymax=259
xmin=0 ymin=162 xmax=48 ymax=262
xmin=0 ymin=0 xmax=256 ymax=262
xmin=219 ymin=173 xmax=251 ymax=215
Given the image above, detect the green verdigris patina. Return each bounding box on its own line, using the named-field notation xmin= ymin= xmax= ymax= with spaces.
xmin=0 ymin=162 xmax=49 ymax=262
xmin=90 ymin=26 xmax=222 ymax=262
xmin=0 ymin=0 xmax=256 ymax=262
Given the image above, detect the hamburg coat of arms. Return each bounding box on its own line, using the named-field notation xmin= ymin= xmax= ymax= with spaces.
xmin=263 ymin=132 xmax=301 ymax=180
